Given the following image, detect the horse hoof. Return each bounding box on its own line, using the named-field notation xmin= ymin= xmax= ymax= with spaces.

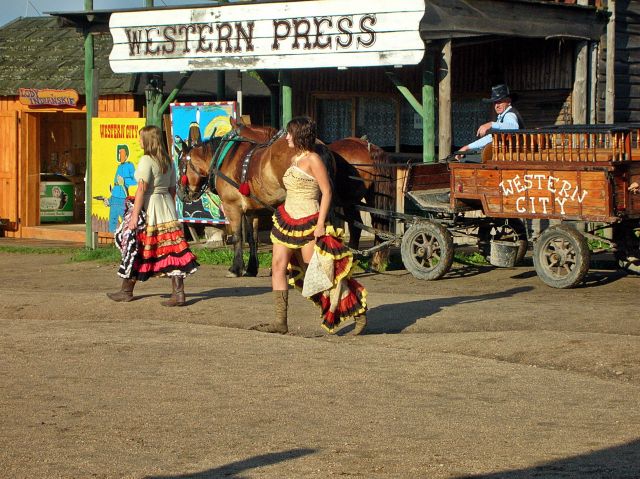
xmin=225 ymin=271 xmax=240 ymax=278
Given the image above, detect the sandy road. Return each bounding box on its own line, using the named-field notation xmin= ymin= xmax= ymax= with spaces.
xmin=1 ymin=251 xmax=639 ymax=478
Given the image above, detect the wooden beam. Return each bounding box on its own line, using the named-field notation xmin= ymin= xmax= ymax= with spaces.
xmin=421 ymin=0 xmax=607 ymax=41
xmin=423 ymin=52 xmax=435 ymax=163
xmin=385 ymin=71 xmax=423 ymax=117
xmin=605 ymin=0 xmax=616 ymax=123
xmin=438 ymin=40 xmax=452 ymax=159
xmin=84 ymin=0 xmax=94 ymax=248
xmin=573 ymin=40 xmax=588 ymax=124
xmin=280 ymin=70 xmax=292 ymax=127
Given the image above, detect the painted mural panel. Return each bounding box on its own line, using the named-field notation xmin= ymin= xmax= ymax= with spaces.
xmin=91 ymin=118 xmax=146 ymax=233
xmin=170 ymin=102 xmax=236 ymax=225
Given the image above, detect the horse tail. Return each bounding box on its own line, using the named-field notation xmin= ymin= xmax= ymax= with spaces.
xmin=368 ymin=142 xmax=394 ymax=234
xmin=314 ymin=143 xmax=337 ymax=220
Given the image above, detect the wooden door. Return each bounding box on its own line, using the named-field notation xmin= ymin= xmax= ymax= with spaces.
xmin=0 ymin=111 xmax=18 ymax=235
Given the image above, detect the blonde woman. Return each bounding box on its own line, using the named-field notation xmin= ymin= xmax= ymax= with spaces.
xmin=107 ymin=125 xmax=198 ymax=306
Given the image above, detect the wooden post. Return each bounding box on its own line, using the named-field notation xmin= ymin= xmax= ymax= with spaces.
xmin=606 ymin=0 xmax=616 ymax=124
xmin=217 ymin=71 xmax=226 ymax=100
xmin=573 ymin=41 xmax=588 ymax=125
xmin=590 ymin=42 xmax=598 ymax=124
xmin=84 ymin=0 xmax=94 ymax=248
xmin=423 ymin=52 xmax=435 ymax=163
xmin=280 ymin=70 xmax=292 ymax=128
xmin=145 ymin=75 xmax=164 ymax=129
xmin=438 ymin=39 xmax=452 ymax=160
xmin=572 ymin=0 xmax=589 ymax=125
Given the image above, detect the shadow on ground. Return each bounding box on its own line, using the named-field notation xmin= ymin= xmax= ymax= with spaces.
xmin=338 ymin=286 xmax=533 ymax=335
xmin=456 ymin=438 xmax=640 ymax=478
xmin=145 ymin=448 xmax=315 ymax=479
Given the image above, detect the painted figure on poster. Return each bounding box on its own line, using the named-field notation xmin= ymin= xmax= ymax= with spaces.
xmin=105 ymin=144 xmax=137 ymax=232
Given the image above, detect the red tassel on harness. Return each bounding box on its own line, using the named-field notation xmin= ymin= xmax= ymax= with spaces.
xmin=180 ymin=175 xmax=189 ymax=186
xmin=239 ymin=182 xmax=251 ymax=196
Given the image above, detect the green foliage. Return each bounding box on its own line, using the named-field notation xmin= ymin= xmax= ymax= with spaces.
xmin=0 ymin=245 xmax=72 ymax=255
xmin=70 ymin=247 xmax=121 ymax=263
xmin=191 ymin=247 xmax=272 ymax=267
xmin=454 ymin=251 xmax=489 ymax=266
xmin=0 ymin=243 xmax=273 ymax=267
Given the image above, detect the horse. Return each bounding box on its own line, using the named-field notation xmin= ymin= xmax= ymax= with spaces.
xmin=176 ymin=124 xmax=393 ymax=277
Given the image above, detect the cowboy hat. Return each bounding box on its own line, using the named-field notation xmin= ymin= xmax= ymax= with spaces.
xmin=483 ymin=84 xmax=512 ymax=103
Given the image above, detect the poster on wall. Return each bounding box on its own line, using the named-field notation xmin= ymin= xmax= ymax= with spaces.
xmin=170 ymin=102 xmax=236 ymax=225
xmin=91 ymin=118 xmax=146 ymax=233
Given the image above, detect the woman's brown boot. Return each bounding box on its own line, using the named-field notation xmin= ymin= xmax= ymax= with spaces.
xmin=162 ymin=277 xmax=186 ymax=307
xmin=106 ymin=278 xmax=136 ymax=302
xmin=250 ymin=290 xmax=288 ymax=334
xmin=352 ymin=314 xmax=367 ymax=335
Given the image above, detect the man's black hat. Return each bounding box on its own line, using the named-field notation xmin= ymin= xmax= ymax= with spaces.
xmin=483 ymin=84 xmax=511 ymax=103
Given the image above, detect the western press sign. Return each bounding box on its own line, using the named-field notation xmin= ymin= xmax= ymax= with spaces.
xmin=109 ymin=0 xmax=425 ymax=73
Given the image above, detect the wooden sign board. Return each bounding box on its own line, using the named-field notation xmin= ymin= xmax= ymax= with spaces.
xmin=109 ymin=0 xmax=425 ymax=73
xmin=451 ymin=166 xmax=613 ymax=221
xmin=18 ymin=88 xmax=79 ymax=107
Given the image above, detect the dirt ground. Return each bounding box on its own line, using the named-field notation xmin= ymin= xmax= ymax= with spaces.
xmin=1 ymin=247 xmax=640 ymax=478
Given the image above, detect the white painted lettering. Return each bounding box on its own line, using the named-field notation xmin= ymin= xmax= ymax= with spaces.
xmin=499 ymin=180 xmax=514 ymax=196
xmin=513 ymin=175 xmax=526 ymax=193
xmin=516 ymin=196 xmax=526 ymax=213
xmin=533 ymin=174 xmax=545 ymax=189
xmin=523 ymin=174 xmax=533 ymax=190
xmin=539 ymin=197 xmax=550 ymax=214
xmin=559 ymin=180 xmax=572 ymax=197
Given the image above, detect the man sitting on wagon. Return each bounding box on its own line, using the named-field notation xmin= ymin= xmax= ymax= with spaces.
xmin=437 ymin=84 xmax=525 ymax=204
xmin=456 ymin=83 xmax=525 ymax=161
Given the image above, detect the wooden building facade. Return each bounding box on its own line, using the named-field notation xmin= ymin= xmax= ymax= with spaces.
xmin=0 ymin=18 xmax=138 ymax=241
xmin=2 ymin=1 xmax=615 ymax=242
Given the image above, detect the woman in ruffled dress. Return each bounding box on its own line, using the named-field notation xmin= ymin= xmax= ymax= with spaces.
xmin=107 ymin=125 xmax=198 ymax=306
xmin=251 ymin=116 xmax=367 ymax=335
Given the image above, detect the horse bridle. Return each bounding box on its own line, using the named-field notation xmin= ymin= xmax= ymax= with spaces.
xmin=177 ymin=140 xmax=216 ymax=203
xmin=177 ymin=127 xmax=285 ymax=205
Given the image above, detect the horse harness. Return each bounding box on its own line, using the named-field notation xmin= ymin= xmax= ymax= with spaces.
xmin=209 ymin=128 xmax=286 ymax=211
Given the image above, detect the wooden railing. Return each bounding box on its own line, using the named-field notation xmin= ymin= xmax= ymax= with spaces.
xmin=490 ymin=126 xmax=631 ymax=163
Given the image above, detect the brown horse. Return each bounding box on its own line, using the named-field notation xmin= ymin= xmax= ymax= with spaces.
xmin=176 ymin=124 xmax=392 ymax=277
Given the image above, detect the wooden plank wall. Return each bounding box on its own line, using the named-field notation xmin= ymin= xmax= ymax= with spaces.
xmin=0 ymin=95 xmax=138 ymax=235
xmin=0 ymin=111 xmax=18 ymax=235
xmin=291 ymin=37 xmax=575 ymax=129
xmin=597 ymin=0 xmax=640 ymax=122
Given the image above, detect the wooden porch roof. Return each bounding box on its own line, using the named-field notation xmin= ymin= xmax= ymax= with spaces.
xmin=421 ymin=0 xmax=608 ymax=42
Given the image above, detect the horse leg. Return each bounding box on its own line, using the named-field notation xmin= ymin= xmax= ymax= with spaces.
xmin=226 ymin=208 xmax=246 ymax=278
xmin=244 ymin=215 xmax=260 ymax=277
xmin=343 ymin=203 xmax=362 ymax=251
xmin=365 ymin=187 xmax=390 ymax=271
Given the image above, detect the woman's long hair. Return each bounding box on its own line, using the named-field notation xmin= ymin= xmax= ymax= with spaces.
xmin=286 ymin=116 xmax=316 ymax=152
xmin=139 ymin=125 xmax=171 ymax=173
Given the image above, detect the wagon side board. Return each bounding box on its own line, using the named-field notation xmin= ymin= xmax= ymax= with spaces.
xmin=449 ymin=163 xmax=629 ymax=222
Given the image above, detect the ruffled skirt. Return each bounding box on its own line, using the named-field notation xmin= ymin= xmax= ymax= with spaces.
xmin=116 ymin=196 xmax=199 ymax=281
xmin=271 ymin=205 xmax=367 ymax=332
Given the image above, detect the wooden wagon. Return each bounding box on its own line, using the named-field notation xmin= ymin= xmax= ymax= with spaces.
xmin=397 ymin=125 xmax=640 ymax=288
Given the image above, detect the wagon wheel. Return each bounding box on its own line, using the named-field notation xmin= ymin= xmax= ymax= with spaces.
xmin=477 ymin=219 xmax=528 ymax=265
xmin=533 ymin=225 xmax=590 ymax=289
xmin=401 ymin=221 xmax=454 ymax=280
xmin=613 ymin=221 xmax=640 ymax=275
